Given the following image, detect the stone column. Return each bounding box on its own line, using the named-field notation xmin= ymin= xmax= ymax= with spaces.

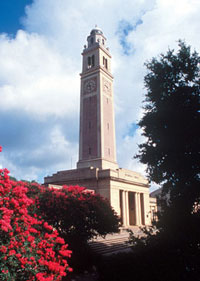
xmin=137 ymin=193 xmax=141 ymax=225
xmin=122 ymin=191 xmax=127 ymax=226
xmin=143 ymin=193 xmax=150 ymax=225
xmin=134 ymin=192 xmax=138 ymax=225
xmin=125 ymin=191 xmax=130 ymax=226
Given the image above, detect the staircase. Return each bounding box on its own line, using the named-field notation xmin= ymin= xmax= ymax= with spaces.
xmin=89 ymin=227 xmax=143 ymax=255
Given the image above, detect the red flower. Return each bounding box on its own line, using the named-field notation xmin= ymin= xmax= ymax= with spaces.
xmin=55 ymin=237 xmax=65 ymax=244
xmin=0 ymin=246 xmax=7 ymax=253
xmin=0 ymin=168 xmax=72 ymax=280
xmin=0 ymin=146 xmax=2 ymax=152
xmin=9 ymin=250 xmax=16 ymax=256
xmin=43 ymin=222 xmax=53 ymax=231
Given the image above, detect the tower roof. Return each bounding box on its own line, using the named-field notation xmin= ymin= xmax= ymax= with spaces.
xmin=90 ymin=26 xmax=103 ymax=35
xmin=85 ymin=26 xmax=107 ymax=51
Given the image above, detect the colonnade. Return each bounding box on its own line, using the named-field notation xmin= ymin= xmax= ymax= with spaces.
xmin=120 ymin=190 xmax=145 ymax=226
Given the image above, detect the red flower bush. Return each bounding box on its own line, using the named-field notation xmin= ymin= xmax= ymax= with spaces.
xmin=37 ymin=185 xmax=120 ymax=244
xmin=35 ymin=184 xmax=120 ymax=271
xmin=0 ymin=162 xmax=72 ymax=280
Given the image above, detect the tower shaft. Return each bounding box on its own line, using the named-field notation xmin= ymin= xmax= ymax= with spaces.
xmin=77 ymin=27 xmax=118 ymax=170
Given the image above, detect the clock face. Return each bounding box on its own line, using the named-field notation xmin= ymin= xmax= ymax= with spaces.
xmin=84 ymin=79 xmax=96 ymax=94
xmin=103 ymin=78 xmax=111 ymax=95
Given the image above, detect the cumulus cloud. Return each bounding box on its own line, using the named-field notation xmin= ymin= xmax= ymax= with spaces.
xmin=1 ymin=124 xmax=78 ymax=182
xmin=0 ymin=0 xmax=200 ymax=186
xmin=0 ymin=30 xmax=79 ymax=118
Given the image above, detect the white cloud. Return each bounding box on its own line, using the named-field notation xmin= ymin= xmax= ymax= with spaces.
xmin=0 ymin=125 xmax=78 ymax=182
xmin=117 ymin=127 xmax=146 ymax=172
xmin=127 ymin=0 xmax=200 ymax=60
xmin=0 ymin=30 xmax=79 ymax=119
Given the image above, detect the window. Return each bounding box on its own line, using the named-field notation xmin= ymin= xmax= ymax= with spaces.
xmin=108 ymin=148 xmax=110 ymax=155
xmin=89 ymin=147 xmax=91 ymax=155
xmin=105 ymin=59 xmax=108 ymax=69
xmin=88 ymin=56 xmax=91 ymax=68
xmin=91 ymin=37 xmax=94 ymax=44
xmin=89 ymin=121 xmax=91 ymax=129
xmin=102 ymin=39 xmax=105 ymax=45
xmin=107 ymin=123 xmax=109 ymax=130
xmin=103 ymin=56 xmax=108 ymax=69
xmin=88 ymin=55 xmax=95 ymax=68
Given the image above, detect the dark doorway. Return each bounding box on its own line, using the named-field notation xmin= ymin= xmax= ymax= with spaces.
xmin=140 ymin=193 xmax=145 ymax=225
xmin=128 ymin=192 xmax=136 ymax=225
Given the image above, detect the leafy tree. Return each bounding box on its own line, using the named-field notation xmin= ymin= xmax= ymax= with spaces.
xmin=129 ymin=41 xmax=200 ymax=280
xmin=137 ymin=40 xmax=200 ymax=218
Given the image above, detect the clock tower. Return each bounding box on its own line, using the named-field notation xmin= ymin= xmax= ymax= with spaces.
xmin=77 ymin=27 xmax=118 ymax=170
xmin=44 ymin=28 xmax=152 ymax=228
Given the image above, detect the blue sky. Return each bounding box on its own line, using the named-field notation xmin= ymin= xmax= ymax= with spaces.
xmin=0 ymin=1 xmax=33 ymax=34
xmin=0 ymin=0 xmax=199 ymax=191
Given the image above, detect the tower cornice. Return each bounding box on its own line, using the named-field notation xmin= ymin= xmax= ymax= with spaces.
xmin=82 ymin=44 xmax=111 ymax=58
xmin=80 ymin=65 xmax=114 ymax=80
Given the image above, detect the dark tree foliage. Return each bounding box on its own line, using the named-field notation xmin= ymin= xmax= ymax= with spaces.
xmin=125 ymin=41 xmax=200 ymax=281
xmin=137 ymin=40 xmax=200 ymax=214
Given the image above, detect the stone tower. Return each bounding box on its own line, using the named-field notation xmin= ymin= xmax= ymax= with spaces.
xmin=77 ymin=27 xmax=118 ymax=170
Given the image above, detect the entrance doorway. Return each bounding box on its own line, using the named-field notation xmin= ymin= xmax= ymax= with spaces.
xmin=128 ymin=192 xmax=136 ymax=225
xmin=140 ymin=193 xmax=145 ymax=225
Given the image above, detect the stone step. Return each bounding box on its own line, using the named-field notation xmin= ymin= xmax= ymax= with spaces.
xmin=89 ymin=240 xmax=131 ymax=255
xmin=88 ymin=229 xmax=135 ymax=255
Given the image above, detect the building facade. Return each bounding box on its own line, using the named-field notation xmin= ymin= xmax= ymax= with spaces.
xmin=44 ymin=27 xmax=155 ymax=226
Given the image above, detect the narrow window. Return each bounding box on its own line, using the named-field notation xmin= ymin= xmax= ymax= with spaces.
xmin=89 ymin=147 xmax=91 ymax=155
xmin=108 ymin=148 xmax=110 ymax=155
xmin=105 ymin=58 xmax=108 ymax=69
xmin=103 ymin=56 xmax=108 ymax=69
xmin=102 ymin=39 xmax=105 ymax=45
xmin=89 ymin=121 xmax=91 ymax=129
xmin=88 ymin=56 xmax=91 ymax=68
xmin=107 ymin=98 xmax=109 ymax=104
xmin=91 ymin=37 xmax=94 ymax=45
xmin=107 ymin=123 xmax=109 ymax=130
